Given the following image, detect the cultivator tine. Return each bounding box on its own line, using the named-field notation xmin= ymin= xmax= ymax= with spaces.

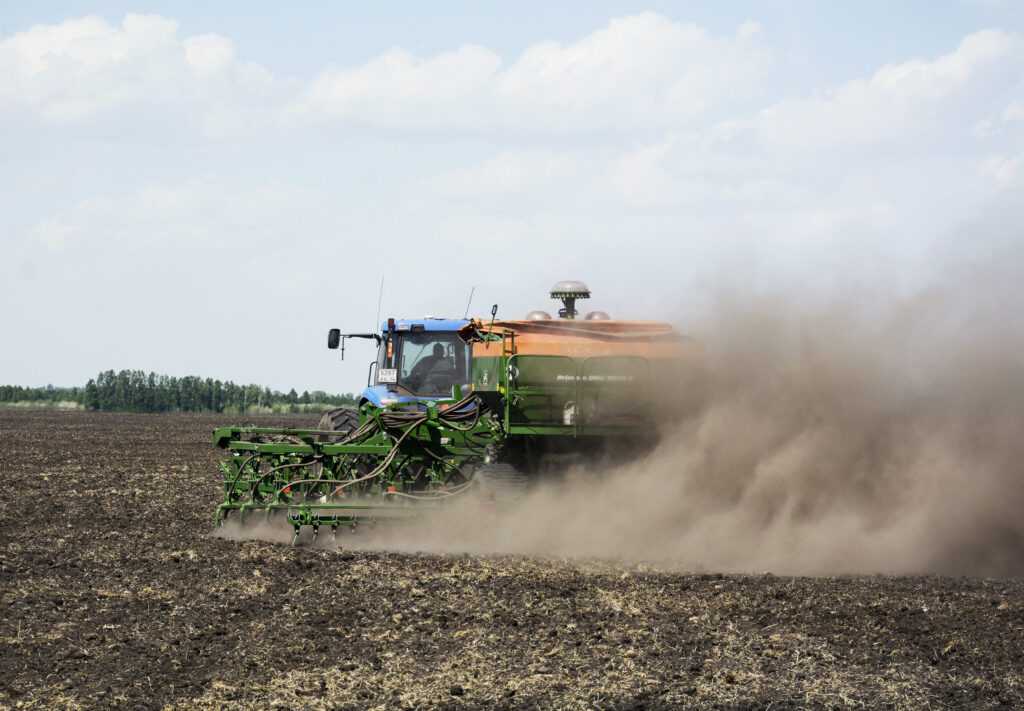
xmin=212 ymin=401 xmax=494 ymax=544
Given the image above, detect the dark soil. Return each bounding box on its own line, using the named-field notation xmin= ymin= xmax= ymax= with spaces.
xmin=1 ymin=409 xmax=1022 ymax=709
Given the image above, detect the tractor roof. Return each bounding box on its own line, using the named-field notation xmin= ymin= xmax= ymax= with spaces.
xmin=382 ymin=318 xmax=470 ymax=333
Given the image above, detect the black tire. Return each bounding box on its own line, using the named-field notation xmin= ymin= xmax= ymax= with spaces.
xmin=313 ymin=407 xmax=373 ymax=494
xmin=317 ymin=407 xmax=359 ymax=442
xmin=474 ymin=462 xmax=530 ymax=504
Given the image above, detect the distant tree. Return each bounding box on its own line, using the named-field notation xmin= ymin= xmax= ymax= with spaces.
xmin=84 ymin=379 xmax=99 ymax=410
xmin=1 ymin=370 xmax=356 ymax=413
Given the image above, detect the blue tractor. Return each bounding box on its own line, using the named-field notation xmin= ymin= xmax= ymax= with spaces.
xmin=212 ymin=282 xmax=692 ymax=541
xmin=317 ymin=316 xmax=475 ymax=436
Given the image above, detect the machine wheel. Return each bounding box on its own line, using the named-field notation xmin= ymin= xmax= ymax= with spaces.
xmin=311 ymin=407 xmax=362 ymax=492
xmin=317 ymin=407 xmax=359 ymax=442
xmin=474 ymin=463 xmax=530 ymax=505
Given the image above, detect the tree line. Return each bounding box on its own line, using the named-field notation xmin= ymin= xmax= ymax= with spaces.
xmin=0 ymin=370 xmax=356 ymax=413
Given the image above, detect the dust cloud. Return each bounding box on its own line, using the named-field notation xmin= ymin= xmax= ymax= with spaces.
xmin=223 ymin=227 xmax=1024 ymax=577
xmin=214 ymin=517 xmax=294 ymax=546
xmin=402 ymin=229 xmax=1023 ymax=576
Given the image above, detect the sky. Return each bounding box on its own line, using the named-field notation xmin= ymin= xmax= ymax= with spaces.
xmin=1 ymin=2 xmax=1022 ymax=393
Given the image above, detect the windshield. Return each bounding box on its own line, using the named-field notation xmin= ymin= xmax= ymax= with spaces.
xmin=377 ymin=332 xmax=471 ymax=396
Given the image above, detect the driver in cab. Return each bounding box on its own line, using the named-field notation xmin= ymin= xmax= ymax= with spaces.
xmin=408 ymin=343 xmax=452 ymax=390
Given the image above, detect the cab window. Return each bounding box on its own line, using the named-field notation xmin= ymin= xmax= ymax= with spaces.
xmin=397 ymin=332 xmax=469 ymax=395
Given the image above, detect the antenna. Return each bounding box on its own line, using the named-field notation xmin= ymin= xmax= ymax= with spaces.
xmin=463 ymin=286 xmax=476 ymax=319
xmin=486 ymin=304 xmax=498 ymax=351
xmin=374 ymin=275 xmax=385 ymax=331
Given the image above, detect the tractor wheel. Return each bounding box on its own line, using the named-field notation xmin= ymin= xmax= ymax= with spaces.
xmin=317 ymin=407 xmax=359 ymax=442
xmin=474 ymin=463 xmax=530 ymax=505
xmin=314 ymin=408 xmax=372 ymax=495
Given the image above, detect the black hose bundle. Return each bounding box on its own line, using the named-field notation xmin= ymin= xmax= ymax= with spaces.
xmin=244 ymin=395 xmax=494 ymax=503
xmin=322 ymin=394 xmax=489 ymax=494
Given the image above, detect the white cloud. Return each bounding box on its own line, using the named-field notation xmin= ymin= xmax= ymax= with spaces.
xmin=750 ymin=30 xmax=1022 ymax=150
xmin=981 ymin=153 xmax=1022 ymax=186
xmin=737 ymin=21 xmax=762 ymax=41
xmin=32 ymin=216 xmax=77 ymax=252
xmin=0 ymin=14 xmax=181 ymax=121
xmin=974 ymin=117 xmax=997 ymax=137
xmin=3 ymin=12 xmax=1024 ymax=390
xmin=1 ymin=13 xmax=1016 ymax=145
xmin=393 ymin=26 xmax=1022 ymax=226
xmin=184 ymin=34 xmax=235 ymax=76
xmin=431 ymin=150 xmax=584 ymax=198
xmin=1004 ymin=101 xmax=1024 ymax=122
xmin=541 ymin=28 xmax=1024 ymax=226
xmin=294 ymin=13 xmax=771 ymax=132
xmin=493 ymin=13 xmax=770 ymax=130
xmin=296 ymin=45 xmax=501 ymax=130
xmin=0 ymin=13 xmax=274 ymax=129
xmin=26 ymin=178 xmax=327 ymax=257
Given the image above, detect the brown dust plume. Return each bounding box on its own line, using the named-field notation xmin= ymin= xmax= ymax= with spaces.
xmin=351 ymin=255 xmax=1024 ymax=576
xmin=223 ymin=240 xmax=1024 ymax=576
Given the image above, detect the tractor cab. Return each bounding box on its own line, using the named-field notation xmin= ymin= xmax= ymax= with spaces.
xmin=328 ymin=318 xmax=471 ymax=407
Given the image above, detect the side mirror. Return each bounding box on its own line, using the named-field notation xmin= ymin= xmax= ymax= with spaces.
xmin=327 ymin=329 xmax=340 ymax=349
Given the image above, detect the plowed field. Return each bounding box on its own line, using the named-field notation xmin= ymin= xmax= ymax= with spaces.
xmin=1 ymin=409 xmax=1022 ymax=709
